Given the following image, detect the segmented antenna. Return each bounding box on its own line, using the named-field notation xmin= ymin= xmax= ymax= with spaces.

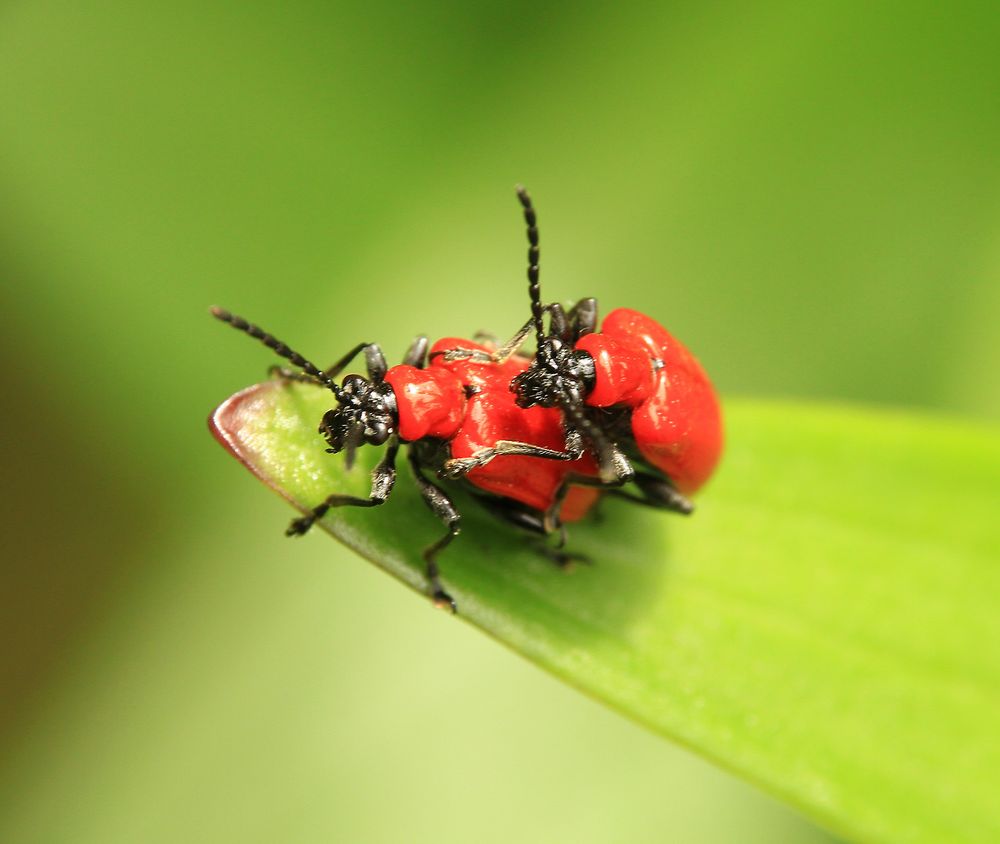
xmin=210 ymin=307 xmax=342 ymax=397
xmin=516 ymin=185 xmax=546 ymax=353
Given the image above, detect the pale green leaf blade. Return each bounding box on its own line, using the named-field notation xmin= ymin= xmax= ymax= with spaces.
xmin=211 ymin=383 xmax=1000 ymax=844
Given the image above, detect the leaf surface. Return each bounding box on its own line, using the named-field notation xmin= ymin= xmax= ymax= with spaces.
xmin=211 ymin=383 xmax=1000 ymax=844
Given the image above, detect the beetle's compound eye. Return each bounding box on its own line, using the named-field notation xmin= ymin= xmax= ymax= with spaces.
xmin=511 ymin=364 xmax=556 ymax=409
xmin=340 ymin=374 xmax=368 ymax=398
xmin=367 ymin=419 xmax=391 ymax=445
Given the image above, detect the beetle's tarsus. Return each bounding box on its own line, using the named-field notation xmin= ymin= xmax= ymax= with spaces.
xmin=432 ymin=589 xmax=457 ymax=613
xmin=286 ymin=516 xmax=314 ymax=536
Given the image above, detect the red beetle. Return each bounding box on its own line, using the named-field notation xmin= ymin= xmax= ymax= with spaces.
xmin=442 ymin=187 xmax=723 ymax=522
xmin=209 ymin=308 xmax=600 ymax=611
xmin=211 ymin=187 xmax=721 ymax=610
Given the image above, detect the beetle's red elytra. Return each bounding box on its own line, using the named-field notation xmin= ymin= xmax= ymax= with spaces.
xmin=576 ymin=308 xmax=722 ymax=495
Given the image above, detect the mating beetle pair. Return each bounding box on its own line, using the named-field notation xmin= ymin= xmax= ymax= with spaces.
xmin=212 ymin=188 xmax=722 ymax=610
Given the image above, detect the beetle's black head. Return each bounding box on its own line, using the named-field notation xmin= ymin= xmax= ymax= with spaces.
xmin=209 ymin=307 xmax=398 ymax=470
xmin=509 ymin=187 xmax=595 ymax=410
xmin=320 ymin=375 xmax=397 ymax=465
xmin=511 ymin=337 xmax=594 ymax=409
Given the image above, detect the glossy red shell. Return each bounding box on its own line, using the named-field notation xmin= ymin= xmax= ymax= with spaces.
xmin=383 ymin=365 xmax=465 ymax=442
xmin=576 ymin=332 xmax=655 ymax=406
xmin=428 ymin=338 xmax=600 ymax=520
xmin=588 ymin=308 xmax=723 ymax=495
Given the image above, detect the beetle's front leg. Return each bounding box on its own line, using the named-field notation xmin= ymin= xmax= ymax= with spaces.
xmin=408 ymin=450 xmax=461 ymax=612
xmin=433 ymin=306 xmax=560 ymax=366
xmin=441 ymin=438 xmax=583 ymax=479
xmin=287 ymin=438 xmax=400 ymax=535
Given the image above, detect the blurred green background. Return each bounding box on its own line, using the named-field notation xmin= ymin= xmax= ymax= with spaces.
xmin=1 ymin=1 xmax=997 ymax=841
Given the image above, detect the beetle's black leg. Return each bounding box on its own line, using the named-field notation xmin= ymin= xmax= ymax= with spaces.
xmin=443 ymin=418 xmax=631 ymax=486
xmin=567 ymin=402 xmax=630 ymax=483
xmin=472 ymin=495 xmax=590 ymax=568
xmin=558 ymin=395 xmax=634 ymax=485
xmin=608 ymin=471 xmax=694 ymax=515
xmin=432 ymin=346 xmax=493 ymax=364
xmin=365 ymin=344 xmax=388 ymax=382
xmin=434 ymin=316 xmax=536 ymax=365
xmin=472 ymin=330 xmax=502 ymax=346
xmin=441 ymin=438 xmax=586 ymax=479
xmin=408 ymin=450 xmax=460 ymax=612
xmin=323 ymin=342 xmax=372 ymax=379
xmin=435 ymin=304 xmax=563 ymax=366
xmin=533 ymin=541 xmax=591 ymax=569
xmin=286 ymin=438 xmax=400 ymax=535
xmin=567 ymin=297 xmax=598 ymax=339
xmin=548 ymin=303 xmax=572 ymax=342
xmin=543 ymin=468 xmax=691 ymax=534
xmin=489 ymin=317 xmax=538 ymax=362
xmin=540 ymin=447 xmax=638 ymax=533
xmin=402 ymin=335 xmax=429 ymax=368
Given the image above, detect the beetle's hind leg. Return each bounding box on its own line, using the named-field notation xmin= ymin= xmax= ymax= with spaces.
xmin=434 ymin=304 xmax=567 ymax=366
xmin=567 ymin=297 xmax=598 ymax=339
xmin=432 ymin=316 xmax=536 ymax=365
xmin=608 ymin=471 xmax=694 ymax=515
xmin=473 ymin=496 xmax=591 ymax=569
xmin=402 ymin=335 xmax=429 ymax=368
xmin=541 ymin=465 xmax=637 ymax=534
xmin=408 ymin=450 xmax=461 ymax=612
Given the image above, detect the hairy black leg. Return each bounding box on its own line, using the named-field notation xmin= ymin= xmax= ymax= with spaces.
xmin=324 ymin=342 xmax=372 ymax=379
xmin=365 ymin=344 xmax=388 ymax=381
xmin=408 ymin=451 xmax=460 ymax=612
xmin=435 ymin=302 xmax=570 ymax=366
xmin=473 ymin=495 xmax=590 ymax=568
xmin=434 ymin=315 xmax=536 ymax=365
xmin=557 ymin=392 xmax=633 ymax=484
xmin=402 ymin=335 xmax=429 ymax=368
xmin=488 ymin=317 xmax=537 ymax=362
xmin=533 ymin=542 xmax=591 ymax=569
xmin=542 ymin=463 xmax=636 ymax=533
xmin=443 ymin=421 xmax=630 ymax=489
xmin=608 ymin=471 xmax=694 ymax=515
xmin=548 ymin=303 xmax=571 ymax=342
xmin=287 ymin=439 xmax=400 ymax=535
xmin=567 ymin=297 xmax=598 ymax=339
xmin=441 ymin=437 xmax=587 ymax=479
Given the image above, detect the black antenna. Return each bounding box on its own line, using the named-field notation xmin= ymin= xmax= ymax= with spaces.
xmin=516 ymin=185 xmax=546 ymax=353
xmin=210 ymin=307 xmax=342 ymax=397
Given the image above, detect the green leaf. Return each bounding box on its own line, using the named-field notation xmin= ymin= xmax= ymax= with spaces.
xmin=211 ymin=382 xmax=1000 ymax=844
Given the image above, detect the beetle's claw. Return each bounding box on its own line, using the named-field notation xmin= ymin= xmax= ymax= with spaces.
xmin=441 ymin=458 xmax=475 ymax=479
xmin=286 ymin=517 xmax=314 ymax=537
xmin=432 ymin=589 xmax=457 ymax=613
